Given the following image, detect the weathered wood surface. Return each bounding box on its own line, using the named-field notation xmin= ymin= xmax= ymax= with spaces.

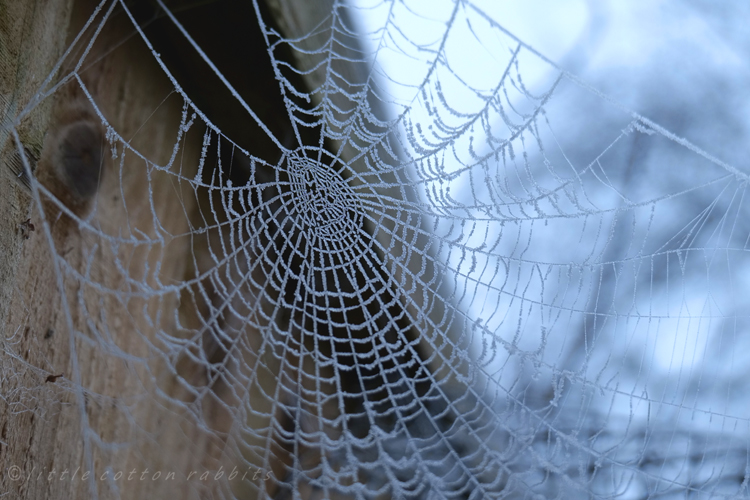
xmin=0 ymin=1 xmax=218 ymax=498
xmin=1 ymin=1 xmax=80 ymax=498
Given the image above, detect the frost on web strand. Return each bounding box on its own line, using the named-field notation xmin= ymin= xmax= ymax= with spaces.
xmin=2 ymin=0 xmax=750 ymax=499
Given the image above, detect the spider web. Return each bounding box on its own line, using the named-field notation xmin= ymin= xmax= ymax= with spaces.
xmin=3 ymin=0 xmax=750 ymax=498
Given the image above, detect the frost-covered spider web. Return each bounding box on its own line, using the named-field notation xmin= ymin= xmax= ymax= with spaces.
xmin=3 ymin=0 xmax=750 ymax=498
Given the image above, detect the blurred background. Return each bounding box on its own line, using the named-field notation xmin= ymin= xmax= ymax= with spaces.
xmin=348 ymin=0 xmax=750 ymax=496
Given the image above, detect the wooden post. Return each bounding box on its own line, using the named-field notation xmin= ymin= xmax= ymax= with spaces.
xmin=1 ymin=1 xmax=217 ymax=498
